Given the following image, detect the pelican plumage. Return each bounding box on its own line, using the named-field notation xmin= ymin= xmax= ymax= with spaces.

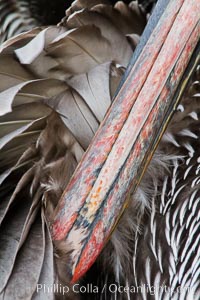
xmin=0 ymin=1 xmax=199 ymax=299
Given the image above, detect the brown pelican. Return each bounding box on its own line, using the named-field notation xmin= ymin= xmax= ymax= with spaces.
xmin=0 ymin=0 xmax=199 ymax=299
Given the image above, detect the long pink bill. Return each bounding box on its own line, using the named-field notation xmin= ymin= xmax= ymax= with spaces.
xmin=51 ymin=0 xmax=200 ymax=283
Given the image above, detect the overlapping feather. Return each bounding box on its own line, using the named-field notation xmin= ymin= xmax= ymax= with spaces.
xmin=0 ymin=1 xmax=146 ymax=299
xmin=1 ymin=1 xmax=199 ymax=300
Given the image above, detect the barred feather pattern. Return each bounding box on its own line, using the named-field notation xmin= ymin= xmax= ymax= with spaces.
xmin=0 ymin=0 xmax=199 ymax=300
xmin=0 ymin=0 xmax=69 ymax=43
xmin=0 ymin=0 xmax=39 ymax=43
xmin=93 ymin=65 xmax=200 ymax=300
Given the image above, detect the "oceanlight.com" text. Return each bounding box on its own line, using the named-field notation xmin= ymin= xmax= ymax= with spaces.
xmin=36 ymin=283 xmax=197 ymax=296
